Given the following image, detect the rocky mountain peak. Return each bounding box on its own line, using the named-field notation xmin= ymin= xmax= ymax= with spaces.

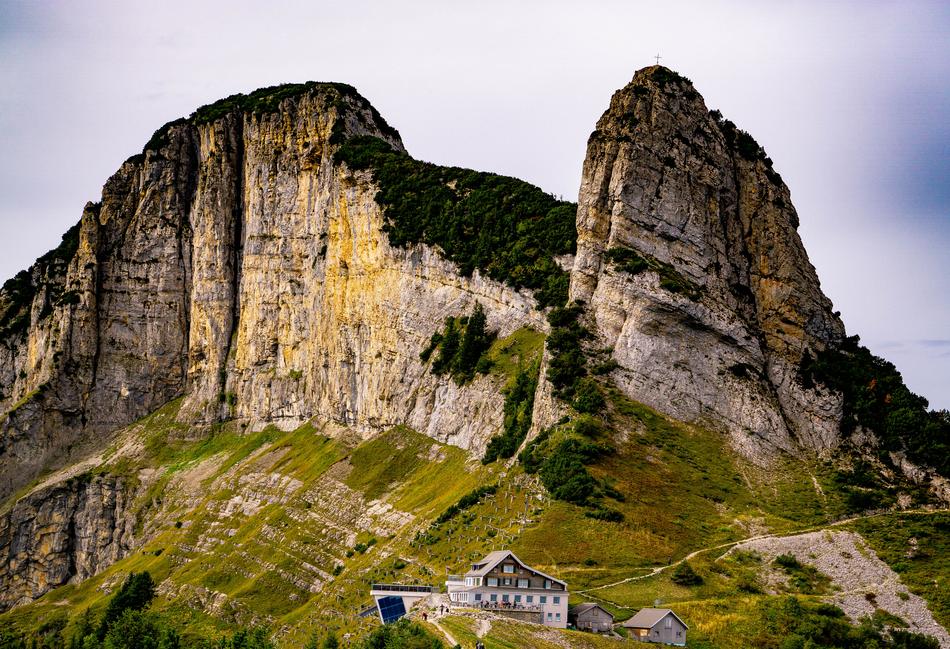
xmin=570 ymin=66 xmax=846 ymax=457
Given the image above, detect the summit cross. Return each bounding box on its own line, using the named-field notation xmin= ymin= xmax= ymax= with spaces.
xmin=654 ymin=53 xmax=662 ymax=65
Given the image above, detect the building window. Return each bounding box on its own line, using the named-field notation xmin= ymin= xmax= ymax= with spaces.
xmin=502 ymin=594 xmax=510 ymax=603
xmin=490 ymin=594 xmax=497 ymax=602
xmin=515 ymin=595 xmax=522 ymax=603
xmin=540 ymin=596 xmax=547 ymax=604
xmin=665 ymin=617 xmax=673 ymax=629
xmin=517 ymin=578 xmax=529 ymax=588
xmin=503 ymin=578 xmax=512 ymax=586
xmin=553 ymin=597 xmax=560 ymax=604
xmin=527 ymin=596 xmax=533 ymax=603
xmin=556 ymin=613 xmax=561 ymax=621
xmin=503 ymin=564 xmax=515 ymax=573
xmin=676 ymin=632 xmax=682 ymax=637
xmin=543 ymin=579 xmax=551 ymax=589
xmin=487 ymin=577 xmax=498 ymax=587
xmin=547 ymin=613 xmax=552 ymax=620
xmin=474 ymin=594 xmax=482 ymax=602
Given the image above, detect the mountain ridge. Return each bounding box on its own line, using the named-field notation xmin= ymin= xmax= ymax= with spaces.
xmin=0 ymin=67 xmax=947 ymax=648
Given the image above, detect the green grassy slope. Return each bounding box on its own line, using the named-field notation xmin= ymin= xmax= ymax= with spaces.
xmin=1 ymin=362 xmax=946 ymax=648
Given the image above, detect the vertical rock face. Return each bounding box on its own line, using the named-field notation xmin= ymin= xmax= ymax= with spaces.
xmin=570 ymin=67 xmax=845 ymax=459
xmin=0 ymin=474 xmax=134 ymax=611
xmin=0 ymin=85 xmax=545 ymax=502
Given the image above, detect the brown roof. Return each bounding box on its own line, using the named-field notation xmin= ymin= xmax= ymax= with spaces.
xmin=465 ymin=550 xmax=567 ymax=588
xmin=569 ymin=603 xmax=612 ymax=618
xmin=621 ymin=608 xmax=688 ymax=630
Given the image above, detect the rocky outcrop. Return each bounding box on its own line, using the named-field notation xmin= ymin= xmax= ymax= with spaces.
xmin=0 ymin=474 xmax=134 ymax=611
xmin=0 ymin=84 xmax=545 ymax=502
xmin=569 ymin=67 xmax=846 ymax=460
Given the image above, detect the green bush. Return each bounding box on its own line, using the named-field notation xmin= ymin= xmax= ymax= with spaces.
xmin=545 ymin=304 xmax=589 ymax=399
xmin=604 ymin=246 xmax=702 ymax=299
xmin=335 ymin=136 xmax=576 ymax=308
xmin=709 ymin=109 xmax=784 ymax=185
xmin=800 ymin=336 xmax=950 ymax=477
xmin=773 ymin=555 xmax=831 ymax=595
xmin=434 ymin=485 xmax=498 ymax=525
xmin=585 ymin=507 xmax=624 ymax=522
xmin=572 ymin=378 xmax=605 ymax=414
xmin=425 ymin=304 xmax=496 ymax=384
xmin=671 ymin=561 xmax=703 ymax=586
xmin=1 ymin=219 xmax=83 ymax=339
xmin=483 ymin=362 xmax=540 ymax=463
xmin=754 ymin=596 xmax=939 ymax=649
xmin=97 ymin=572 xmax=156 ymax=639
xmin=358 ymin=619 xmax=444 ymax=649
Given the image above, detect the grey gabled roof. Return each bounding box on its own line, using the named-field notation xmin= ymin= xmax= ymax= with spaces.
xmin=621 ymin=608 xmax=689 ymax=630
xmin=569 ymin=603 xmax=612 ymax=618
xmin=465 ymin=550 xmax=567 ymax=588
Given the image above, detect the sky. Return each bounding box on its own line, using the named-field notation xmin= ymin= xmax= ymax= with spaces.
xmin=0 ymin=0 xmax=947 ymax=409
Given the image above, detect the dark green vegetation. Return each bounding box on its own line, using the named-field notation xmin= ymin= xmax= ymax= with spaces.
xmin=524 ymin=303 xmax=619 ymax=516
xmin=604 ymin=246 xmax=702 ymax=299
xmin=0 ymin=220 xmax=83 ymax=338
xmin=731 ymin=596 xmax=938 ymax=649
xmin=670 ymin=561 xmax=703 ymax=586
xmin=772 ymin=554 xmax=831 ymax=595
xmin=649 ymin=66 xmax=694 ymax=90
xmin=97 ymin=572 xmax=156 ymax=639
xmin=335 ymin=136 xmax=577 ymax=308
xmin=800 ymin=335 xmax=950 ymax=477
xmin=433 ymin=485 xmax=498 ymax=526
xmin=358 ymin=620 xmax=444 ymax=649
xmin=0 ymin=572 xmax=278 ymax=649
xmin=852 ymin=512 xmax=950 ymax=630
xmin=482 ymin=362 xmax=540 ymax=463
xmin=544 ymin=303 xmax=590 ymax=401
xmin=830 ymin=458 xmax=901 ymax=512
xmin=520 ymin=416 xmax=620 ymax=520
xmin=421 ymin=304 xmax=495 ymax=383
xmin=709 ymin=108 xmax=784 ymax=185
xmin=135 ymin=82 xmax=400 ymax=162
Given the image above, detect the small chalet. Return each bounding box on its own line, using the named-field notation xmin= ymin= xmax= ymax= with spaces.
xmin=622 ymin=608 xmax=688 ymax=645
xmin=568 ymin=603 xmax=613 ymax=632
xmin=445 ymin=550 xmax=569 ymax=628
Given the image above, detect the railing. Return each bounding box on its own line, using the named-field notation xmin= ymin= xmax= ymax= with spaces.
xmin=466 ymin=601 xmax=543 ymax=613
xmin=371 ymin=584 xmax=434 ymax=594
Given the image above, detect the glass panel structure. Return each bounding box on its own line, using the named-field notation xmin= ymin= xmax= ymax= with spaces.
xmin=377 ymin=596 xmax=407 ymax=624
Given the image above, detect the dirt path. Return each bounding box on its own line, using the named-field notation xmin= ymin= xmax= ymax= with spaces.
xmin=476 ymin=617 xmax=491 ymax=638
xmin=429 ymin=618 xmax=458 ymax=647
xmin=575 ymin=508 xmax=944 ymax=608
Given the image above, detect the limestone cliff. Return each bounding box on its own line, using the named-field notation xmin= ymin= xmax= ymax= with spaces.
xmin=568 ymin=67 xmax=846 ymax=459
xmin=0 ymin=474 xmax=134 ymax=611
xmin=0 ymin=84 xmax=545 ymax=503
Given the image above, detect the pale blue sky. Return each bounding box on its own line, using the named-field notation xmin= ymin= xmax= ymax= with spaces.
xmin=0 ymin=0 xmax=947 ymax=408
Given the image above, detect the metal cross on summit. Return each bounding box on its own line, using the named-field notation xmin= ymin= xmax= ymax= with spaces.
xmin=654 ymin=53 xmax=662 ymax=65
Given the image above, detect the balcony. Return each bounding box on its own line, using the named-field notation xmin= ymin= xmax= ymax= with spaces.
xmin=467 ymin=601 xmax=543 ymax=613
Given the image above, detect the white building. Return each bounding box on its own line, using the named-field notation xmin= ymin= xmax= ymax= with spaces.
xmin=445 ymin=550 xmax=569 ymax=628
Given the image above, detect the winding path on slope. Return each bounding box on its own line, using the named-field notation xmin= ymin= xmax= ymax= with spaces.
xmin=574 ymin=508 xmax=944 ymax=609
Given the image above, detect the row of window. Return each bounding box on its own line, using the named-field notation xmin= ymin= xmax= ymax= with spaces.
xmin=546 ymin=612 xmax=561 ymax=622
xmin=484 ymin=576 xmax=556 ymax=589
xmin=473 ymin=593 xmax=560 ymax=605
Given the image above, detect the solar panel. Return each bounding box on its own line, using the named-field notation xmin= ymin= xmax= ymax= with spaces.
xmin=377 ymin=596 xmax=407 ymax=624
